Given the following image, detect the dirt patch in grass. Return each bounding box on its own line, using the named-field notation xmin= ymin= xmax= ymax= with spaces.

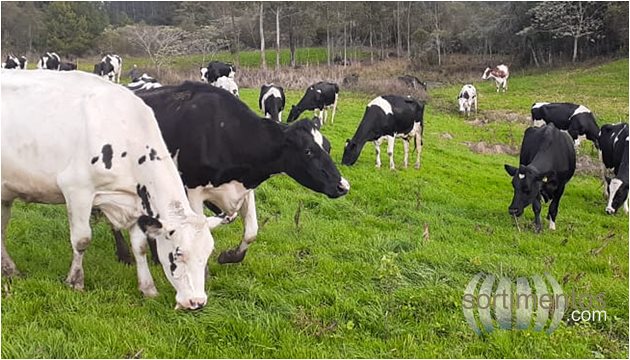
xmin=480 ymin=110 xmax=531 ymax=124
xmin=576 ymin=155 xmax=604 ymax=176
xmin=463 ymin=141 xmax=519 ymax=155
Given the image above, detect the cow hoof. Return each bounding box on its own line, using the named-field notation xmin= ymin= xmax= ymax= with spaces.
xmin=65 ymin=269 xmax=84 ymax=290
xmin=1 ymin=262 xmax=19 ymax=278
xmin=140 ymin=285 xmax=158 ymax=298
xmin=414 ymin=163 xmax=421 ymax=170
xmin=534 ymin=225 xmax=542 ymax=233
xmin=375 ymin=164 xmax=381 ymax=169
xmin=218 ymin=249 xmax=247 ymax=264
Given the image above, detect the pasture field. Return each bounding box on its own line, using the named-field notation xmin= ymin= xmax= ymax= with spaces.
xmin=2 ymin=59 xmax=628 ymax=358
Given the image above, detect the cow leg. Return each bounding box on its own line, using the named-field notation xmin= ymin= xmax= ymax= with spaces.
xmin=624 ymin=197 xmax=629 ymax=214
xmin=322 ymin=107 xmax=328 ymax=124
xmin=129 ymin=224 xmax=158 ymax=297
xmin=63 ymin=191 xmax=95 ymax=290
xmin=147 ymin=237 xmax=160 ymax=264
xmin=330 ymin=94 xmax=338 ymax=124
xmin=415 ymin=131 xmax=423 ymax=169
xmin=402 ymin=138 xmax=410 ymax=169
xmin=532 ymin=198 xmax=542 ymax=233
xmin=387 ymin=136 xmax=396 ymax=170
xmin=218 ymin=191 xmax=258 ymax=264
xmin=278 ymin=111 xmax=283 ymax=122
xmin=111 ymin=226 xmax=134 ymax=265
xmin=374 ymin=139 xmax=382 ymax=168
xmin=1 ymin=200 xmax=18 ymax=277
xmin=547 ymin=185 xmax=566 ymax=231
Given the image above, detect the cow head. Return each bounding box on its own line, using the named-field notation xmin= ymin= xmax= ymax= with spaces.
xmin=287 ymin=105 xmax=302 ymax=123
xmin=282 ymin=119 xmax=349 ymax=198
xmin=138 ymin=211 xmax=214 ymax=311
xmin=458 ymin=92 xmax=470 ymax=113
xmin=199 ymin=67 xmax=208 ymax=82
xmin=605 ymin=176 xmax=628 ymax=214
xmin=341 ymin=138 xmax=364 ymax=166
xmin=504 ymin=164 xmax=546 ymax=217
xmin=482 ymin=67 xmax=492 ymax=79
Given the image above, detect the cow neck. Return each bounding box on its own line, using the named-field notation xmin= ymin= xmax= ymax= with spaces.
xmin=238 ymin=121 xmax=286 ymax=189
xmin=351 ymin=108 xmax=382 ymax=145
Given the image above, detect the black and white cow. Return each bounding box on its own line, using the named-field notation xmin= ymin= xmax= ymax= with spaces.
xmin=531 ymin=102 xmax=600 ymax=148
xmin=126 ymin=73 xmax=163 ymax=92
xmin=93 ymin=54 xmax=123 ymax=83
xmin=36 ymin=52 xmax=61 ymax=70
xmin=398 ymin=75 xmax=427 ymax=91
xmin=457 ymin=84 xmax=477 ymax=116
xmin=59 ymin=62 xmax=77 ymax=71
xmin=259 ymin=83 xmax=286 ymax=122
xmin=200 ymin=61 xmax=235 ymax=83
xmin=482 ymin=64 xmax=509 ymax=92
xmin=2 ymin=55 xmax=27 ymax=69
xmin=504 ymin=123 xmax=576 ymax=232
xmin=599 ymin=123 xmax=629 ymax=214
xmin=1 ymin=70 xmax=214 ymax=310
xmin=342 ymin=95 xmax=425 ymax=170
xmin=287 ymin=81 xmax=339 ymax=125
xmin=131 ymin=82 xmax=349 ymax=264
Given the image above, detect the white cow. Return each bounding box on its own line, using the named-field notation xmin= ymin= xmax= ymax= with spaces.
xmin=481 ymin=64 xmax=509 ymax=92
xmin=458 ymin=84 xmax=478 ymax=116
xmin=213 ymin=76 xmax=239 ymax=97
xmin=1 ymin=70 xmax=214 ymax=310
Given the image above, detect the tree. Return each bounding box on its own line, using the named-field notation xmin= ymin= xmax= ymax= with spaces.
xmin=44 ymin=2 xmax=108 ymax=56
xmin=259 ymin=2 xmax=266 ymax=70
xmin=526 ymin=1 xmax=605 ymax=62
xmin=127 ymin=25 xmax=186 ymax=76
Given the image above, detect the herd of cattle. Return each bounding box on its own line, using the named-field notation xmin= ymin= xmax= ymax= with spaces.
xmin=1 ymin=53 xmax=627 ymax=310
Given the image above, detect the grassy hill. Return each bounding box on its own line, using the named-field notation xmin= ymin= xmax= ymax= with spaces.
xmin=1 ymin=59 xmax=628 ymax=358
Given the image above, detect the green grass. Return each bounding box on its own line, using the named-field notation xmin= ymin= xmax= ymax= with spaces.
xmin=2 ymin=59 xmax=628 ymax=358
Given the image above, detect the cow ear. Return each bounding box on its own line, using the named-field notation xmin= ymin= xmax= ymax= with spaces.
xmin=504 ymin=164 xmax=518 ymax=176
xmin=138 ymin=215 xmax=164 ymax=238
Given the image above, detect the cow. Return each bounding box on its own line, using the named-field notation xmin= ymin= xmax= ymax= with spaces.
xmin=36 ymin=52 xmax=61 ymax=70
xmin=287 ymin=81 xmax=339 ymax=125
xmin=2 ymin=55 xmax=27 ymax=69
xmin=599 ymin=123 xmax=629 ymax=214
xmin=1 ymin=70 xmax=214 ymax=310
xmin=213 ymin=76 xmax=239 ymax=97
xmin=93 ymin=54 xmax=123 ymax=83
xmin=259 ymin=83 xmax=286 ymax=122
xmin=531 ymin=102 xmax=600 ymax=149
xmin=398 ymin=75 xmax=427 ymax=91
xmin=457 ymin=84 xmax=477 ymax=117
xmin=126 ymin=82 xmax=349 ymax=265
xmin=200 ymin=61 xmax=235 ymax=83
xmin=504 ymin=123 xmax=576 ymax=233
xmin=126 ymin=73 xmax=163 ymax=92
xmin=342 ymin=95 xmax=425 ymax=170
xmin=481 ymin=64 xmax=509 ymax=92
xmin=59 ymin=62 xmax=77 ymax=71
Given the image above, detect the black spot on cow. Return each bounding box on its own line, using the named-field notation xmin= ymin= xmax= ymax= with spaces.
xmin=136 ymin=184 xmax=153 ymax=217
xmin=168 ymin=252 xmax=177 ymax=274
xmin=101 ymin=144 xmax=113 ymax=169
xmin=90 ymin=156 xmax=99 ymax=164
xmin=138 ymin=155 xmax=146 ymax=164
xmin=149 ymin=148 xmax=157 ymax=161
xmin=121 ymin=151 xmax=127 ymax=158
xmin=138 ymin=215 xmax=162 ymax=233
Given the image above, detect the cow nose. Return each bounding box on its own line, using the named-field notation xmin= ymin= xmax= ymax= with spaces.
xmin=338 ymin=177 xmax=350 ymax=193
xmin=605 ymin=207 xmax=615 ymax=215
xmin=508 ymin=207 xmax=519 ymax=216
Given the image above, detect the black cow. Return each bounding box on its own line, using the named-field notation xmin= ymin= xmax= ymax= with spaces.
xmin=36 ymin=52 xmax=60 ymax=70
xmin=2 ymin=55 xmax=27 ymax=69
xmin=287 ymin=81 xmax=339 ymax=125
xmin=599 ymin=123 xmax=629 ymax=214
xmin=504 ymin=124 xmax=576 ymax=232
xmin=342 ymin=95 xmax=425 ymax=170
xmin=531 ymin=102 xmax=600 ymax=149
xmin=259 ymin=83 xmax=286 ymax=122
xmin=398 ymin=75 xmax=427 ymax=91
xmin=200 ymin=61 xmax=235 ymax=83
xmin=59 ymin=62 xmax=77 ymax=71
xmin=120 ymin=82 xmax=349 ymax=264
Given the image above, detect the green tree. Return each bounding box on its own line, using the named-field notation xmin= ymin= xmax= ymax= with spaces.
xmin=44 ymin=2 xmax=108 ymax=56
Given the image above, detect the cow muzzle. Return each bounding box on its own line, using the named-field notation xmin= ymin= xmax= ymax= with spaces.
xmin=175 ymin=296 xmax=207 ymax=311
xmin=508 ymin=207 xmax=522 ymax=217
xmin=337 ymin=177 xmax=350 ymax=195
xmin=605 ymin=206 xmax=616 ymax=215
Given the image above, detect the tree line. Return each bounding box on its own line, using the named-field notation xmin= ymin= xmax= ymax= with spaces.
xmin=1 ymin=1 xmax=627 ymax=67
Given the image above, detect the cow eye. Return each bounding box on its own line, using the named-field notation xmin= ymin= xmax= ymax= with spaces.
xmin=305 ymin=148 xmax=312 ymax=156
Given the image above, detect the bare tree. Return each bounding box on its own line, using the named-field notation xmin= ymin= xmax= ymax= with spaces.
xmin=271 ymin=4 xmax=281 ymax=70
xmin=128 ymin=25 xmax=185 ymax=76
xmin=259 ymin=2 xmax=266 ymax=70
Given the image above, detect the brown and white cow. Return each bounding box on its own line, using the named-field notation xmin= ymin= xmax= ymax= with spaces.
xmin=482 ymin=64 xmax=509 ymax=93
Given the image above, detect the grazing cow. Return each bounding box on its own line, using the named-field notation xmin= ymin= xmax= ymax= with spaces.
xmin=342 ymin=95 xmax=425 ymax=170
xmin=287 ymin=81 xmax=339 ymax=125
xmin=126 ymin=73 xmax=162 ymax=92
xmin=398 ymin=75 xmax=427 ymax=91
xmin=59 ymin=62 xmax=77 ymax=71
xmin=130 ymin=82 xmax=349 ymax=264
xmin=504 ymin=124 xmax=576 ymax=232
xmin=200 ymin=61 xmax=235 ymax=83
xmin=599 ymin=123 xmax=629 ymax=214
xmin=259 ymin=83 xmax=286 ymax=122
xmin=2 ymin=55 xmax=27 ymax=69
xmin=213 ymin=76 xmax=239 ymax=97
xmin=481 ymin=64 xmax=509 ymax=92
xmin=93 ymin=54 xmax=123 ymax=83
xmin=36 ymin=52 xmax=61 ymax=70
xmin=457 ymin=84 xmax=477 ymax=116
xmin=1 ymin=70 xmax=214 ymax=310
xmin=531 ymin=102 xmax=600 ymax=148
